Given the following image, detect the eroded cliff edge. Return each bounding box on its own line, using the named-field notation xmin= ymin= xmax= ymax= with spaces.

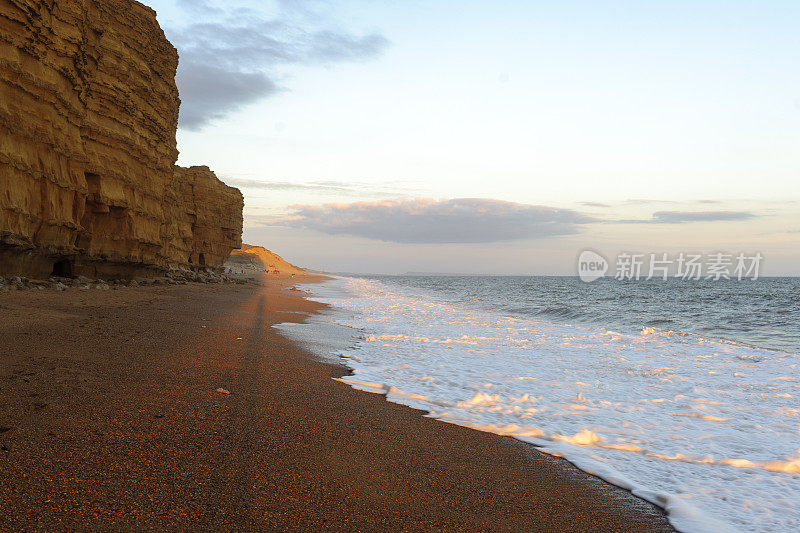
xmin=0 ymin=0 xmax=243 ymax=279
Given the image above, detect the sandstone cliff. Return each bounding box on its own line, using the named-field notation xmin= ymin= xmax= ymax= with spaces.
xmin=226 ymin=244 xmax=306 ymax=276
xmin=0 ymin=0 xmax=243 ymax=279
xmin=164 ymin=166 xmax=243 ymax=271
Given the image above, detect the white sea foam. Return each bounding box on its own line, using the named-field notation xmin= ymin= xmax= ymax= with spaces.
xmin=277 ymin=276 xmax=800 ymax=533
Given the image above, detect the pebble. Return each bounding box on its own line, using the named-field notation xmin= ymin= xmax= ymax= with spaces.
xmin=0 ymin=269 xmax=249 ymax=292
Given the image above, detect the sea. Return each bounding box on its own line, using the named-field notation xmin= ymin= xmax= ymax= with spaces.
xmin=275 ymin=275 xmax=800 ymax=533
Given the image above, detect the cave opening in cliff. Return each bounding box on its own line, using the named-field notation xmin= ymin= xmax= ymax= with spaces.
xmin=51 ymin=258 xmax=74 ymax=278
xmin=84 ymin=172 xmax=101 ymax=201
xmin=199 ymin=253 xmax=206 ymax=266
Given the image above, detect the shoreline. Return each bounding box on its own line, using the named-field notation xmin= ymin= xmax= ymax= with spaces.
xmin=0 ymin=274 xmax=674 ymax=531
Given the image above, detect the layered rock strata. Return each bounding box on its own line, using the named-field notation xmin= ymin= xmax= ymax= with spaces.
xmin=0 ymin=0 xmax=243 ymax=278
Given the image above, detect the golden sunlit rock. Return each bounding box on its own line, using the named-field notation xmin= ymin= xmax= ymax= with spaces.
xmin=0 ymin=0 xmax=243 ymax=279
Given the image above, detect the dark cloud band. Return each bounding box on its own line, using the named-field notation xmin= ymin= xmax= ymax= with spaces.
xmin=651 ymin=210 xmax=757 ymax=223
xmin=616 ymin=210 xmax=758 ymax=224
xmin=168 ymin=1 xmax=388 ymax=130
xmin=266 ymin=198 xmax=596 ymax=243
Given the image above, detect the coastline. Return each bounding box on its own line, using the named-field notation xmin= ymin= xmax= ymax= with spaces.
xmin=0 ymin=275 xmax=673 ymax=531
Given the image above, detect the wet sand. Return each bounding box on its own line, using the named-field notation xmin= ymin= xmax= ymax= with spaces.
xmin=0 ymin=275 xmax=674 ymax=531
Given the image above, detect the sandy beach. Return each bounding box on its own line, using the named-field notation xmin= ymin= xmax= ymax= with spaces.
xmin=0 ymin=276 xmax=674 ymax=531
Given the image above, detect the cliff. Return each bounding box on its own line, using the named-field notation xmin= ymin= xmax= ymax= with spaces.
xmin=0 ymin=0 xmax=243 ymax=279
xmin=226 ymin=244 xmax=306 ymax=276
xmin=164 ymin=166 xmax=243 ymax=270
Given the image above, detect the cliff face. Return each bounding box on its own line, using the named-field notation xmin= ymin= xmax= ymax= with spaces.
xmin=164 ymin=166 xmax=243 ymax=271
xmin=0 ymin=0 xmax=243 ymax=279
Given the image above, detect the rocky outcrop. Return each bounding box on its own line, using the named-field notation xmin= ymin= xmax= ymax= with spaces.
xmin=164 ymin=166 xmax=243 ymax=271
xmin=226 ymin=244 xmax=306 ymax=276
xmin=0 ymin=0 xmax=243 ymax=279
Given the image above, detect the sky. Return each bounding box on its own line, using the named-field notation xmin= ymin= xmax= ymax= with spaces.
xmin=146 ymin=0 xmax=799 ymax=275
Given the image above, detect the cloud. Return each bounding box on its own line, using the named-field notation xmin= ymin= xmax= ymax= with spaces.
xmin=168 ymin=2 xmax=388 ymax=130
xmin=176 ymin=0 xmax=222 ymax=16
xmin=624 ymin=198 xmax=679 ymax=205
xmin=651 ymin=210 xmax=757 ymax=223
xmin=225 ymin=178 xmax=356 ymax=193
xmin=581 ymin=201 xmax=611 ymax=208
xmin=222 ymin=177 xmax=414 ymax=198
xmin=176 ymin=62 xmax=278 ymax=129
xmin=264 ymin=198 xmax=596 ymax=243
xmin=617 ymin=210 xmax=758 ymax=224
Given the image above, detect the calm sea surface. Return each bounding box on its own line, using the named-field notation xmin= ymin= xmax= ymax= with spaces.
xmin=360 ymin=276 xmax=800 ymax=353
